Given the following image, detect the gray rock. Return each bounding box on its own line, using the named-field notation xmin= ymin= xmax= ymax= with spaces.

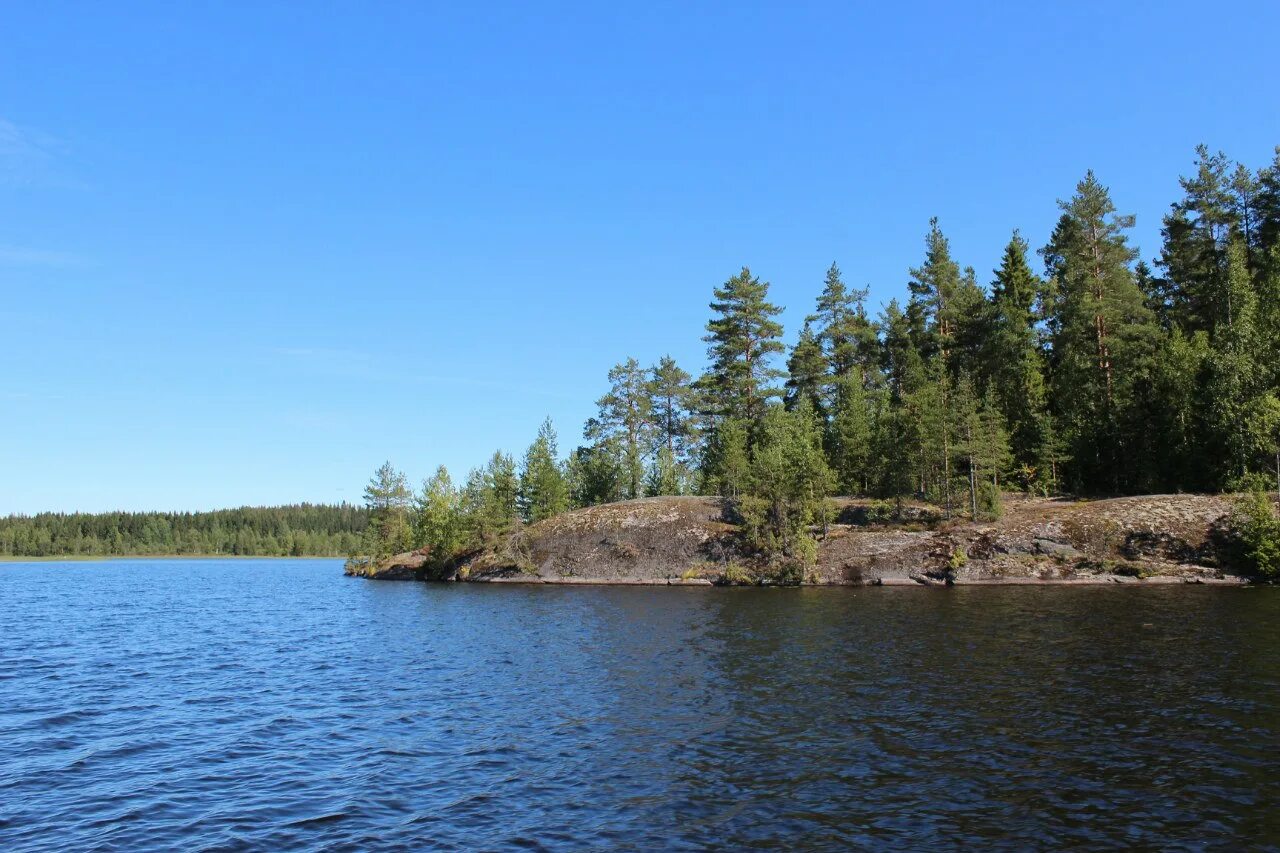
xmin=1034 ymin=539 xmax=1084 ymax=560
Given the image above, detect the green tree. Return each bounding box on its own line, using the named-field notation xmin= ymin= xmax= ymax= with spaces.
xmin=415 ymin=466 xmax=462 ymax=567
xmin=645 ymin=445 xmax=685 ymax=496
xmin=462 ymin=451 xmax=520 ymax=547
xmin=987 ymin=231 xmax=1048 ymax=474
xmin=908 ymin=218 xmax=965 ymax=366
xmin=362 ymin=461 xmax=413 ymax=557
xmin=647 ymin=355 xmax=696 ymax=463
xmin=702 ymin=266 xmax=786 ymax=422
xmin=587 ymin=358 xmax=654 ymax=500
xmin=828 ymin=371 xmax=875 ymax=494
xmin=808 ymin=262 xmax=878 ymax=388
xmin=1158 ymin=146 xmax=1241 ymax=336
xmin=953 ymin=376 xmax=1013 ymax=520
xmin=566 ymin=440 xmax=626 ymax=507
xmin=519 ymin=418 xmax=570 ymax=523
xmin=1042 ymin=171 xmax=1158 ymax=493
xmin=701 ymin=417 xmax=750 ymax=498
xmin=783 ymin=322 xmax=827 ymax=415
xmin=737 ymin=402 xmax=834 ymax=573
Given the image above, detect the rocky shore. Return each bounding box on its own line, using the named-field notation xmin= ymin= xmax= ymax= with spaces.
xmin=345 ymin=493 xmax=1257 ymax=586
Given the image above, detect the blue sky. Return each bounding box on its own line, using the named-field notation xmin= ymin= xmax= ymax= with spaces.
xmin=3 ymin=1 xmax=1278 ymax=513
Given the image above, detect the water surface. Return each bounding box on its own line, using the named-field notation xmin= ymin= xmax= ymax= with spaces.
xmin=1 ymin=560 xmax=1277 ymax=850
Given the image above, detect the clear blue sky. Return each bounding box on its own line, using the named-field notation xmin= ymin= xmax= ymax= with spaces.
xmin=3 ymin=1 xmax=1278 ymax=514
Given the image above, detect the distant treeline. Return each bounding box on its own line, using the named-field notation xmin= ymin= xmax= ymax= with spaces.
xmin=0 ymin=504 xmax=369 ymax=557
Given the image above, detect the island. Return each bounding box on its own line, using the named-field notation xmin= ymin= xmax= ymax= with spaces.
xmin=346 ymin=493 xmax=1256 ymax=586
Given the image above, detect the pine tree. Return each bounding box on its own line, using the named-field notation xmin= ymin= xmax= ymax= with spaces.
xmin=362 ymin=461 xmax=413 ymax=557
xmin=586 ymin=358 xmax=654 ymax=500
xmin=647 ymin=356 xmax=695 ymax=463
xmin=702 ymin=266 xmax=786 ymax=423
xmin=1042 ymin=171 xmax=1158 ymax=493
xmin=808 ymin=262 xmax=878 ymax=389
xmin=1158 ymin=146 xmax=1240 ymax=337
xmin=463 ymin=451 xmax=519 ymax=546
xmin=1197 ymin=240 xmax=1266 ymax=486
xmin=645 ymin=446 xmax=684 ymax=496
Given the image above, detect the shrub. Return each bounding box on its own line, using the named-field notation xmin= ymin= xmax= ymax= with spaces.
xmin=719 ymin=562 xmax=754 ymax=585
xmin=1230 ymin=492 xmax=1280 ymax=579
xmin=977 ymin=482 xmax=1003 ymax=521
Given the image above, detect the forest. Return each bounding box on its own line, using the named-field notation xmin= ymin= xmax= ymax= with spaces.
xmin=359 ymin=146 xmax=1280 ymax=578
xmin=0 ymin=504 xmax=368 ymax=558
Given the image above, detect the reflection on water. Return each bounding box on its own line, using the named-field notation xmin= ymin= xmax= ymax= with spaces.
xmin=1 ymin=560 xmax=1277 ymax=850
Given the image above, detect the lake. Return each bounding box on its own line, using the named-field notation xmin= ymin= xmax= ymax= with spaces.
xmin=1 ymin=559 xmax=1277 ymax=850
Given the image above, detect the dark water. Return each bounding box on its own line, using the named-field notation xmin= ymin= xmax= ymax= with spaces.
xmin=1 ymin=561 xmax=1277 ymax=851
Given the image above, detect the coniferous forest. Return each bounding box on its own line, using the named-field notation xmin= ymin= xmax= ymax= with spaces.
xmin=359 ymin=147 xmax=1280 ymax=577
xmin=0 ymin=504 xmax=368 ymax=558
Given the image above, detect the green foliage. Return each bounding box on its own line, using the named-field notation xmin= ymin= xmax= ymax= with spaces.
xmin=648 ymin=355 xmax=697 ymax=466
xmin=519 ymin=418 xmax=570 ymax=523
xmin=645 ymin=446 xmax=687 ymax=497
xmin=363 ymin=461 xmax=413 ymax=557
xmin=1230 ymin=492 xmax=1280 ymax=579
xmin=0 ymin=504 xmax=368 ymax=558
xmin=460 ymin=451 xmax=520 ymax=548
xmin=566 ymin=440 xmax=626 ymax=507
xmin=701 ymin=418 xmax=750 ymax=498
xmin=718 ymin=562 xmax=754 ymax=586
xmin=586 ymin=358 xmax=654 ymax=500
xmin=1042 ymin=171 xmax=1160 ymax=493
xmin=350 ymin=143 xmax=1280 ymax=545
xmin=735 ymin=403 xmax=833 ymax=566
xmin=415 ymin=466 xmax=462 ymax=567
xmin=783 ymin=322 xmax=827 ymax=415
xmin=702 ymin=266 xmax=785 ymax=422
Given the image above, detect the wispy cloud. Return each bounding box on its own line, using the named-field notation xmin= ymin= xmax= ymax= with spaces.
xmin=0 ymin=118 xmax=63 ymax=186
xmin=0 ymin=244 xmax=84 ymax=267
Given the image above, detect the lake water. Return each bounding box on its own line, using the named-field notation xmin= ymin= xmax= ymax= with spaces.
xmin=1 ymin=559 xmax=1277 ymax=851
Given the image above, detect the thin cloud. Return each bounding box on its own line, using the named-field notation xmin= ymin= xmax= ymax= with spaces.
xmin=0 ymin=118 xmax=61 ymax=185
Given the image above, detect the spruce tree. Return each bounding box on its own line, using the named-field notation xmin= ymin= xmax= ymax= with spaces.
xmin=987 ymin=231 xmax=1048 ymax=475
xmin=908 ymin=218 xmax=964 ymax=366
xmin=519 ymin=418 xmax=570 ymax=522
xmin=784 ymin=322 xmax=827 ymax=415
xmin=702 ymin=418 xmax=750 ymax=498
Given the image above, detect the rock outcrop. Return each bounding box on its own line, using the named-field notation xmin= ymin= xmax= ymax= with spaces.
xmin=344 ymin=547 xmax=431 ymax=580
xmin=349 ymin=494 xmax=1252 ymax=585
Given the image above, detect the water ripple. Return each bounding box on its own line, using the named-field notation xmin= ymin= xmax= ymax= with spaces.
xmin=0 ymin=561 xmax=1277 ymax=850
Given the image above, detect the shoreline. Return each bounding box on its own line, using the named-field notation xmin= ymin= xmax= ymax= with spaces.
xmin=367 ymin=573 xmax=1253 ymax=587
xmin=0 ymin=554 xmax=345 ymax=562
xmin=349 ymin=494 xmax=1268 ymax=587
